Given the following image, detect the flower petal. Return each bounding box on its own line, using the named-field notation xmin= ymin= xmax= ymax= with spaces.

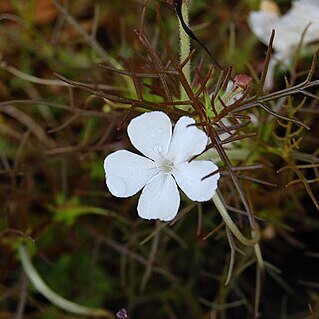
xmin=249 ymin=1 xmax=319 ymax=64
xmin=104 ymin=150 xmax=157 ymax=197
xmin=137 ymin=173 xmax=180 ymax=221
xmin=167 ymin=116 xmax=208 ymax=164
xmin=263 ymin=57 xmax=277 ymax=90
xmin=173 ymin=160 xmax=220 ymax=202
xmin=127 ymin=111 xmax=172 ymax=161
xmin=248 ymin=11 xmax=279 ymax=46
xmin=274 ymin=1 xmax=319 ymax=52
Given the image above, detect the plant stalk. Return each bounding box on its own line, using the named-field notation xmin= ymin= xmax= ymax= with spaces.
xmin=212 ymin=194 xmax=260 ymax=246
xmin=178 ymin=0 xmax=191 ymax=101
xmin=18 ymin=245 xmax=114 ymax=318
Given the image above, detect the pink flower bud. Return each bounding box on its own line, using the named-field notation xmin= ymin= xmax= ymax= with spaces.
xmin=234 ymin=74 xmax=252 ymax=90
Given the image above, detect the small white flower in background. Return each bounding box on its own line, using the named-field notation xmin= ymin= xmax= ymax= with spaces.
xmin=248 ymin=0 xmax=319 ymax=89
xmin=215 ymin=75 xmax=253 ymax=141
xmin=104 ymin=111 xmax=220 ymax=221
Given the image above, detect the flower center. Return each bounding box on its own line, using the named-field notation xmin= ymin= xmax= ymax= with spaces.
xmin=158 ymin=159 xmax=174 ymax=174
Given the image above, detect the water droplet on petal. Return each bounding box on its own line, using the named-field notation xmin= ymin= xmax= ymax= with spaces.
xmin=153 ymin=144 xmax=162 ymax=153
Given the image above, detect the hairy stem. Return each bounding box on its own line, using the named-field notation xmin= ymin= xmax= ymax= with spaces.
xmin=178 ymin=0 xmax=191 ymax=101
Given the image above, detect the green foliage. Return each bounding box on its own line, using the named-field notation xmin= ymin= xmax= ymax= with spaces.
xmin=48 ymin=195 xmax=111 ymax=226
xmin=36 ymin=249 xmax=114 ymax=307
xmin=1 ymin=0 xmax=319 ymax=318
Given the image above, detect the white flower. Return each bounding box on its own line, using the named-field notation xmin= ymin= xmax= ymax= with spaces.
xmin=214 ymin=75 xmax=252 ymax=141
xmin=248 ymin=0 xmax=319 ymax=89
xmin=104 ymin=111 xmax=220 ymax=221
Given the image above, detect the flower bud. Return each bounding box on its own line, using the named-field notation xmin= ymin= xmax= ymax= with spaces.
xmin=234 ymin=74 xmax=252 ymax=90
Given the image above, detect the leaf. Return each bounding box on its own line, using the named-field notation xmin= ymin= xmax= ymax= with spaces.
xmin=48 ymin=195 xmax=112 ymax=226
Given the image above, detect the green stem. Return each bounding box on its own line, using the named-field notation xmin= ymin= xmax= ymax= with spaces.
xmin=212 ymin=194 xmax=260 ymax=246
xmin=178 ymin=0 xmax=191 ymax=101
xmin=18 ymin=245 xmax=114 ymax=318
xmin=254 ymin=243 xmax=265 ymax=317
xmin=198 ymin=148 xmax=250 ymax=162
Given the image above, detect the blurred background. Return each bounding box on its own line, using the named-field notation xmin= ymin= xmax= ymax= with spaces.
xmin=1 ymin=0 xmax=319 ymax=318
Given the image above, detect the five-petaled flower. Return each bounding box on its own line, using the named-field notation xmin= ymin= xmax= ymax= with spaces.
xmin=104 ymin=111 xmax=220 ymax=221
xmin=248 ymin=0 xmax=319 ymax=89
